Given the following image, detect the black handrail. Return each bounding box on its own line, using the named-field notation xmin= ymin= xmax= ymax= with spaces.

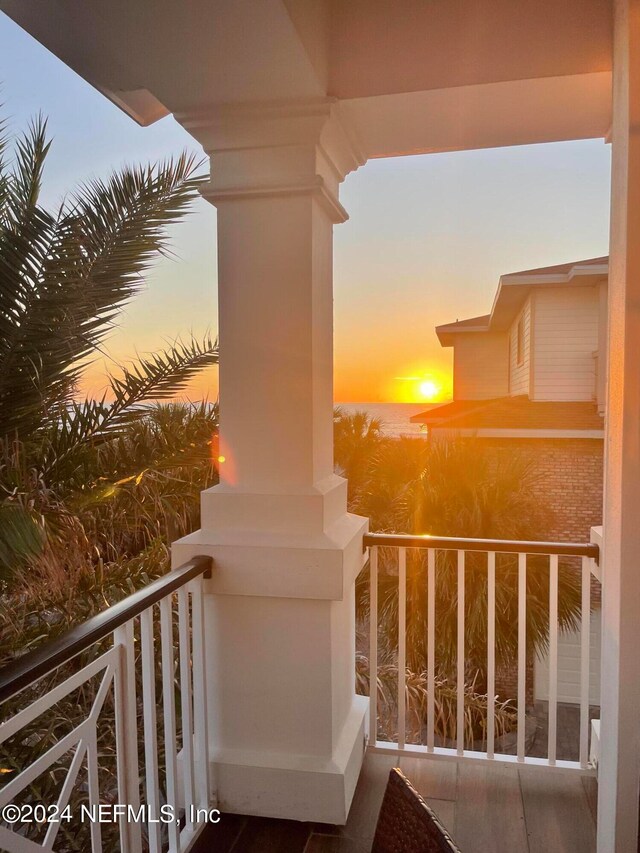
xmin=0 ymin=555 xmax=213 ymax=705
xmin=364 ymin=532 xmax=599 ymax=560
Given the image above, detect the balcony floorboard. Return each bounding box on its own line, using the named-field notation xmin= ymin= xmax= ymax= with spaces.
xmin=194 ymin=752 xmax=596 ymax=852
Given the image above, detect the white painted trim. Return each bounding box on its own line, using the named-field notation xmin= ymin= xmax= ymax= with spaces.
xmin=431 ymin=428 xmax=604 ymax=439
xmin=590 ymin=526 xmax=603 ymax=583
xmin=204 ymin=178 xmax=349 ymax=224
xmin=369 ymin=741 xmax=597 ymax=776
xmin=341 ymin=71 xmax=611 ymax=160
xmin=529 ymin=291 xmax=536 ymax=394
xmin=501 ymin=264 xmax=610 ymax=287
xmin=437 ymin=323 xmax=490 ymax=335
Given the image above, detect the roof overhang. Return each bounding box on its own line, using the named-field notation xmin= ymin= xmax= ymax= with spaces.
xmin=436 ymin=258 xmax=610 ymax=345
xmin=0 ymin=1 xmax=613 ymax=158
xmin=436 ymin=315 xmax=491 ymax=346
xmin=430 ymin=428 xmax=605 ymax=439
xmin=489 ymin=259 xmax=610 ymax=330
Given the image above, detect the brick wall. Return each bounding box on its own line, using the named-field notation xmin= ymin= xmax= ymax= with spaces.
xmin=480 ymin=437 xmax=604 ymax=543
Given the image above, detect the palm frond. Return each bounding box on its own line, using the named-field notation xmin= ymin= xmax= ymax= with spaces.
xmin=0 ymin=132 xmax=207 ymax=441
xmin=40 ymin=337 xmax=218 ymax=483
xmin=10 ymin=116 xmax=50 ymax=216
xmin=107 ymin=335 xmax=218 ymax=415
xmin=0 ymin=504 xmax=45 ymax=580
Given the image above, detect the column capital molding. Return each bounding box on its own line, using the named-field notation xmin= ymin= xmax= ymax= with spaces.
xmin=175 ymin=96 xmax=366 ymax=189
xmin=203 ymin=175 xmax=349 ymax=224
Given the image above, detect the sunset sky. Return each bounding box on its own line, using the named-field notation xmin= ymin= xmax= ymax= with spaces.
xmin=1 ymin=14 xmax=612 ymax=404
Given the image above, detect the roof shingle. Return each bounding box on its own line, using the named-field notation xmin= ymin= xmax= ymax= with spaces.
xmin=410 ymin=396 xmax=604 ymax=431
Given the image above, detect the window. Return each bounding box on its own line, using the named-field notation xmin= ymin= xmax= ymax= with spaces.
xmin=516 ymin=315 xmax=524 ymax=366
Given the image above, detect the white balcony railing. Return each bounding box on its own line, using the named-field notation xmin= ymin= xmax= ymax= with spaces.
xmin=0 ymin=556 xmax=213 ymax=853
xmin=364 ymin=533 xmax=601 ymax=772
xmin=0 ymin=532 xmax=601 ymax=853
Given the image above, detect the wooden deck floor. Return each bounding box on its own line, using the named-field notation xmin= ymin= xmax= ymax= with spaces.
xmin=196 ymin=752 xmax=597 ymax=853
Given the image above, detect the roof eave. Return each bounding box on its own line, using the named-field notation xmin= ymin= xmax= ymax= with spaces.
xmin=489 ymin=261 xmax=610 ymax=329
xmin=437 ymin=258 xmax=610 ymax=340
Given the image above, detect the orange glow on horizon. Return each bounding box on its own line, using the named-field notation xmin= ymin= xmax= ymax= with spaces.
xmin=78 ymin=352 xmax=453 ymax=406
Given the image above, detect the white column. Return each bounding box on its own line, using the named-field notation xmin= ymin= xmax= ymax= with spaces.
xmin=173 ymin=100 xmax=369 ymax=823
xmin=598 ymin=2 xmax=640 ymax=850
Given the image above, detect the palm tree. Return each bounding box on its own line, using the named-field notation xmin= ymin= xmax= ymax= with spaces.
xmin=355 ymin=435 xmax=430 ymax=531
xmin=0 ymin=116 xmax=218 ymax=574
xmin=360 ymin=437 xmax=581 ymax=684
xmin=333 ymin=408 xmax=385 ymax=501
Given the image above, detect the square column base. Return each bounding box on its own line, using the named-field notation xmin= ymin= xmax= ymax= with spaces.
xmin=172 ymin=508 xmax=368 ymax=825
xmin=212 ymin=696 xmax=368 ymax=823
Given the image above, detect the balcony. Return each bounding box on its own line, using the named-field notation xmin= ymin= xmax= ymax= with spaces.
xmin=198 ymin=751 xmax=597 ymax=852
xmin=0 ymin=534 xmax=600 ymax=852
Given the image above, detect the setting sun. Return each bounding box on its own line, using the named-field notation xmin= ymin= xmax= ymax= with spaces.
xmin=419 ymin=380 xmax=439 ymax=400
xmin=390 ymin=370 xmax=451 ymax=403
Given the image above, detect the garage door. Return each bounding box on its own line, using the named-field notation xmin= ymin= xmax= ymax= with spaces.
xmin=534 ymin=608 xmax=601 ymax=705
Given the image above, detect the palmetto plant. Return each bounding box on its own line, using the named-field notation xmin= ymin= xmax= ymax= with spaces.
xmin=355 ymin=652 xmax=516 ymax=750
xmin=333 ymin=408 xmax=384 ymax=500
xmin=347 ymin=434 xmax=583 ymax=692
xmin=382 ymin=438 xmax=581 ymax=678
xmin=0 ymin=115 xmax=218 ymax=576
xmin=356 ymin=435 xmax=430 ymax=531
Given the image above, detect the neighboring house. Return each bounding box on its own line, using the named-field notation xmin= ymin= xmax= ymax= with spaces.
xmin=412 ymin=257 xmax=608 ymax=705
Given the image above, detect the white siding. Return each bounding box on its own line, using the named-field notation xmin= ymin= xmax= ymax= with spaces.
xmin=508 ymin=299 xmax=531 ymax=397
xmin=535 ymin=609 xmax=601 ymax=706
xmin=532 ymin=287 xmax=599 ymax=401
xmin=453 ymin=333 xmax=509 ymax=399
xmin=596 ymin=281 xmax=608 ymax=414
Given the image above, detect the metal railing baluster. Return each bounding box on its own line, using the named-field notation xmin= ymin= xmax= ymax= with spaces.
xmin=487 ymin=551 xmax=496 ymax=760
xmin=457 ymin=550 xmax=465 ymax=756
xmin=160 ymin=596 xmax=181 ymax=852
xmin=427 ymin=548 xmax=435 ymax=753
xmin=141 ymin=607 xmax=162 ymax=853
xmin=517 ymin=553 xmax=527 ymax=762
xmin=191 ymin=576 xmax=211 ymax=810
xmin=362 ymin=533 xmax=599 ymax=772
xmin=398 ymin=547 xmax=407 ymax=750
xmin=369 ymin=546 xmax=379 ymax=746
xmin=580 ymin=556 xmax=591 ymax=769
xmin=548 ymin=554 xmax=559 ymax=765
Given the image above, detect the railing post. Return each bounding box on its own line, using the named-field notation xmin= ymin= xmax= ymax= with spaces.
xmin=369 ymin=546 xmax=378 ymax=747
xmin=486 ymin=551 xmax=496 ymax=759
xmin=160 ymin=596 xmax=181 ymax=852
xmin=113 ymin=622 xmax=143 ymax=853
xmin=177 ymin=586 xmax=196 ymax=833
xmin=427 ymin=548 xmax=435 ymax=753
xmin=548 ymin=554 xmax=559 ymax=765
xmin=517 ymin=553 xmax=527 ymax=762
xmin=456 ymin=550 xmax=465 ymax=756
xmin=397 ymin=548 xmax=407 ymax=750
xmin=580 ymin=556 xmax=591 ymax=769
xmin=140 ymin=608 xmax=162 ymax=853
xmin=190 ymin=576 xmax=211 ymax=810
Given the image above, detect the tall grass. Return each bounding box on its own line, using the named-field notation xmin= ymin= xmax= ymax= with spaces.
xmin=0 ymin=404 xmax=217 ymax=852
